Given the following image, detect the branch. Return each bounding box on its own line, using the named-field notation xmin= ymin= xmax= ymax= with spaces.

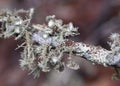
xmin=0 ymin=8 xmax=119 ymax=78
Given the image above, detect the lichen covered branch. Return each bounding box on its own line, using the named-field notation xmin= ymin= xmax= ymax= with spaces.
xmin=0 ymin=9 xmax=120 ymax=78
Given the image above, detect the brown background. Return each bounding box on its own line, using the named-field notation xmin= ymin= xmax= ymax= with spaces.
xmin=0 ymin=0 xmax=120 ymax=86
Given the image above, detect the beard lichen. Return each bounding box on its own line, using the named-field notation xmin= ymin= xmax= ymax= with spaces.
xmin=0 ymin=8 xmax=120 ymax=78
xmin=0 ymin=9 xmax=79 ymax=78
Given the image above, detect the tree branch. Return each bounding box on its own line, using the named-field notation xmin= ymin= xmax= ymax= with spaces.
xmin=0 ymin=8 xmax=119 ymax=78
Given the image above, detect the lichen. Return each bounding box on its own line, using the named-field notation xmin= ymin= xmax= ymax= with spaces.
xmin=0 ymin=8 xmax=120 ymax=78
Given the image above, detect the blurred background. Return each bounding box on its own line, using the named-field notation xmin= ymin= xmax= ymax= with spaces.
xmin=0 ymin=0 xmax=120 ymax=86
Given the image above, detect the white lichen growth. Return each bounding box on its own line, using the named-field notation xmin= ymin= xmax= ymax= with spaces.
xmin=0 ymin=8 xmax=120 ymax=78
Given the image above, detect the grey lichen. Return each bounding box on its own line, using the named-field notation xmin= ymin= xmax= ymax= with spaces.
xmin=0 ymin=8 xmax=120 ymax=78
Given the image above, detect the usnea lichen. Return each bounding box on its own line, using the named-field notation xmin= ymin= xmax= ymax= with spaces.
xmin=0 ymin=8 xmax=120 ymax=78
